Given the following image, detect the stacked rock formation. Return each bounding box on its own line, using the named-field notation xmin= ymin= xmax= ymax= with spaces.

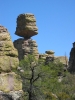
xmin=45 ymin=50 xmax=54 ymax=64
xmin=68 ymin=42 xmax=75 ymax=73
xmin=14 ymin=13 xmax=39 ymax=60
xmin=39 ymin=50 xmax=54 ymax=59
xmin=39 ymin=50 xmax=68 ymax=66
xmin=0 ymin=25 xmax=22 ymax=99
xmin=15 ymin=13 xmax=38 ymax=38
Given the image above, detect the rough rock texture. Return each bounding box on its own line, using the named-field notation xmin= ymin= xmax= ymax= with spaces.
xmin=0 ymin=25 xmax=22 ymax=99
xmin=15 ymin=13 xmax=38 ymax=38
xmin=54 ymin=56 xmax=68 ymax=65
xmin=0 ymin=90 xmax=22 ymax=100
xmin=0 ymin=25 xmax=19 ymax=72
xmin=68 ymin=42 xmax=75 ymax=73
xmin=0 ymin=72 xmax=22 ymax=92
xmin=14 ymin=38 xmax=39 ymax=60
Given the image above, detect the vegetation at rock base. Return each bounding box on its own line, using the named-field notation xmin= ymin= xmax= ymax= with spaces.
xmin=17 ymin=54 xmax=75 ymax=100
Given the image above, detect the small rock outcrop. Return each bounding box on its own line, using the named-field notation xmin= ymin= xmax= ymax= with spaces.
xmin=15 ymin=13 xmax=38 ymax=38
xmin=14 ymin=13 xmax=39 ymax=60
xmin=54 ymin=56 xmax=68 ymax=65
xmin=68 ymin=42 xmax=75 ymax=73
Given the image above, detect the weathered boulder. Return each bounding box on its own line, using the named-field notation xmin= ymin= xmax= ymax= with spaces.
xmin=0 ymin=25 xmax=19 ymax=72
xmin=15 ymin=13 xmax=38 ymax=38
xmin=68 ymin=42 xmax=75 ymax=73
xmin=14 ymin=38 xmax=39 ymax=60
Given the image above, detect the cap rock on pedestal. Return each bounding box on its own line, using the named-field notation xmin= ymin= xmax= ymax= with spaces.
xmin=15 ymin=13 xmax=38 ymax=39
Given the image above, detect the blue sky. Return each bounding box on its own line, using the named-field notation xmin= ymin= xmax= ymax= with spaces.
xmin=0 ymin=0 xmax=75 ymax=58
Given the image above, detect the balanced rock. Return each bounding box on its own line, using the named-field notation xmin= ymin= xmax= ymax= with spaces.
xmin=14 ymin=38 xmax=39 ymax=60
xmin=45 ymin=50 xmax=55 ymax=55
xmin=15 ymin=13 xmax=38 ymax=38
xmin=0 ymin=25 xmax=19 ymax=72
xmin=68 ymin=42 xmax=75 ymax=73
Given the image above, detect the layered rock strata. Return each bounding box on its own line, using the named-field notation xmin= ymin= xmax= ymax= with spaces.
xmin=15 ymin=13 xmax=38 ymax=38
xmin=14 ymin=38 xmax=39 ymax=60
xmin=0 ymin=25 xmax=22 ymax=99
xmin=0 ymin=25 xmax=19 ymax=72
xmin=68 ymin=42 xmax=75 ymax=73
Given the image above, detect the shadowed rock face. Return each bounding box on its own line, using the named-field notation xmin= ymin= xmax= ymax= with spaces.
xmin=0 ymin=94 xmax=13 ymax=100
xmin=15 ymin=13 xmax=38 ymax=38
xmin=68 ymin=42 xmax=75 ymax=73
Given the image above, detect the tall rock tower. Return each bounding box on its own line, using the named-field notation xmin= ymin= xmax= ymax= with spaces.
xmin=68 ymin=42 xmax=75 ymax=73
xmin=0 ymin=25 xmax=22 ymax=99
xmin=14 ymin=13 xmax=39 ymax=60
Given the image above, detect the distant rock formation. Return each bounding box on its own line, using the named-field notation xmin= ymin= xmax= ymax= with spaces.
xmin=68 ymin=42 xmax=75 ymax=73
xmin=15 ymin=13 xmax=38 ymax=39
xmin=0 ymin=25 xmax=22 ymax=99
xmin=39 ymin=50 xmax=68 ymax=66
xmin=14 ymin=13 xmax=39 ymax=60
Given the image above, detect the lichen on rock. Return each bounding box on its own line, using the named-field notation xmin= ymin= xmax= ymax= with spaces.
xmin=15 ymin=13 xmax=38 ymax=38
xmin=0 ymin=25 xmax=19 ymax=72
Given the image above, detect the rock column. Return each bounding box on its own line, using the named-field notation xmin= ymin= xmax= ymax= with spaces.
xmin=14 ymin=13 xmax=39 ymax=60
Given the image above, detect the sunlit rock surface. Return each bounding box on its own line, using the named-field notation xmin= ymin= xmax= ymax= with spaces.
xmin=15 ymin=13 xmax=38 ymax=38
